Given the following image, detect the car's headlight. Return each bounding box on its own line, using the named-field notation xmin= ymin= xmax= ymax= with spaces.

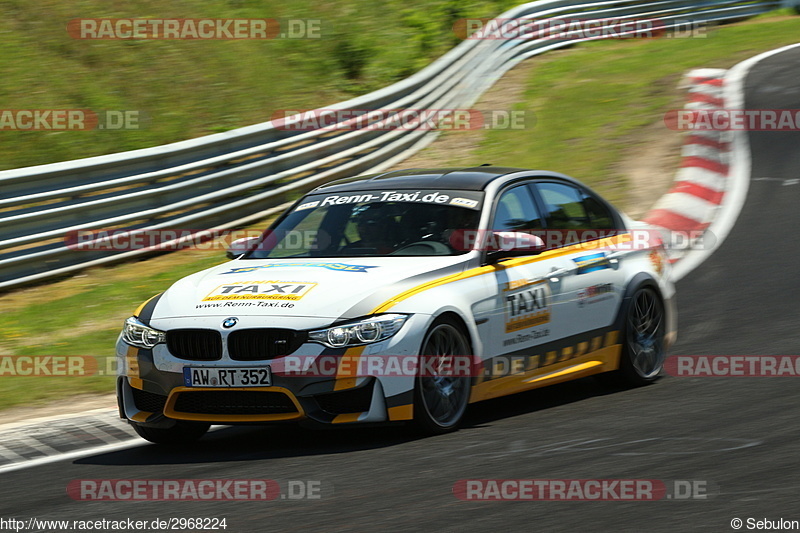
xmin=122 ymin=316 xmax=166 ymax=349
xmin=308 ymin=314 xmax=409 ymax=348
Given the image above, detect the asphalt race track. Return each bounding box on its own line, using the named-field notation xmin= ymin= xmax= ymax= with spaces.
xmin=1 ymin=48 xmax=799 ymax=532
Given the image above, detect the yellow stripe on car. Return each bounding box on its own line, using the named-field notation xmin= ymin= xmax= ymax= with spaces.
xmin=332 ymin=412 xmax=363 ymax=424
xmin=133 ymin=293 xmax=161 ymax=317
xmin=130 ymin=411 xmax=152 ymax=423
xmin=469 ymin=335 xmax=622 ymax=403
xmin=371 ymin=234 xmax=631 ymax=314
xmin=334 ymin=346 xmax=367 ymax=391
xmin=387 ymin=404 xmax=414 ymax=421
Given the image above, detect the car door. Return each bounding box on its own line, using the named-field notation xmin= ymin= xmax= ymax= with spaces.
xmin=529 ymin=180 xmax=625 ymax=335
xmin=486 ymin=183 xmax=576 ymax=358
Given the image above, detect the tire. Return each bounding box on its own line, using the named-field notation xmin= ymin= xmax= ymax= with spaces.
xmin=130 ymin=420 xmax=210 ymax=445
xmin=413 ymin=317 xmax=472 ymax=435
xmin=599 ymin=285 xmax=666 ymax=387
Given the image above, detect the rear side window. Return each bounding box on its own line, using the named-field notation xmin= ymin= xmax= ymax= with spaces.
xmin=534 ymin=182 xmax=590 ymax=229
xmin=582 ymin=192 xmax=615 ymax=229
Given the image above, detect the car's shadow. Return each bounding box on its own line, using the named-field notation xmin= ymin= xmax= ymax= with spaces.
xmin=75 ymin=376 xmax=635 ymax=467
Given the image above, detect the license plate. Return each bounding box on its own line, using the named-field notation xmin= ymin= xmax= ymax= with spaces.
xmin=183 ymin=366 xmax=271 ymax=388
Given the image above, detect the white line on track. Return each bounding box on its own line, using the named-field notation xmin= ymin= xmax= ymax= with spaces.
xmin=4 ymin=435 xmax=62 ymax=458
xmin=0 ymin=416 xmax=229 ymax=475
xmin=0 ymin=438 xmax=145 ymax=475
xmin=0 ymin=445 xmax=29 ymax=464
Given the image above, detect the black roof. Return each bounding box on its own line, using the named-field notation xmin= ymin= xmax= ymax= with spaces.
xmin=311 ymin=167 xmax=529 ymax=193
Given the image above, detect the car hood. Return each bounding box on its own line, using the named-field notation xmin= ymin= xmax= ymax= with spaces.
xmin=152 ymin=256 xmax=470 ymax=321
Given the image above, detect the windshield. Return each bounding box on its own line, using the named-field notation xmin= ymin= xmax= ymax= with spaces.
xmin=245 ymin=189 xmax=484 ymax=258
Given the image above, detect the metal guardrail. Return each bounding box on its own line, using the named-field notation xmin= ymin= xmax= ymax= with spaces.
xmin=0 ymin=0 xmax=782 ymax=290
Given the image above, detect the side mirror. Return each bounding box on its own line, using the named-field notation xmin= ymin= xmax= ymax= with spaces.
xmin=226 ymin=236 xmax=261 ymax=259
xmin=485 ymin=231 xmax=545 ymax=263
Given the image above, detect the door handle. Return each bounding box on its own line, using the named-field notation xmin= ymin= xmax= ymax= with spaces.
xmin=547 ymin=267 xmax=572 ymax=282
xmin=605 ymin=250 xmax=629 ymax=265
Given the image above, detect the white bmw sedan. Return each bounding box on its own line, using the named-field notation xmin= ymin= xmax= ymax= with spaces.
xmin=116 ymin=167 xmax=676 ymax=444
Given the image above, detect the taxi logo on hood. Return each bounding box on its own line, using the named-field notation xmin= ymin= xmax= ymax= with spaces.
xmin=203 ymin=281 xmax=317 ymax=302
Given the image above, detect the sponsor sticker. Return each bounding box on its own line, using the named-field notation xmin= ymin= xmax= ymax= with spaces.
xmin=577 ymin=283 xmax=615 ymax=308
xmin=450 ymin=197 xmax=480 ymax=208
xmin=295 ymin=200 xmax=320 ymax=211
xmin=195 ymin=300 xmax=295 ymax=310
xmin=650 ymin=249 xmax=665 ymax=276
xmin=292 ymin=190 xmax=483 ymax=212
xmin=504 ymin=279 xmax=551 ymax=333
xmin=220 ymin=262 xmax=378 ymax=274
xmin=201 ymin=280 xmax=317 ymax=301
xmin=573 ymin=252 xmax=611 ymax=274
xmin=319 ymin=190 xmax=453 ymax=207
xmin=501 ymin=328 xmax=550 ymax=348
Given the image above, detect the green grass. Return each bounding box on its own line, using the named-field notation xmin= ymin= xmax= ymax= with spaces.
xmin=0 ymin=0 xmax=513 ymax=170
xmin=0 ymin=10 xmax=799 ymax=410
xmin=429 ymin=10 xmax=800 ymax=207
xmin=0 ymin=249 xmax=230 ymax=409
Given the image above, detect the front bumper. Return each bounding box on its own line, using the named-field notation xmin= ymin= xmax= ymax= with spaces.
xmin=116 ymin=314 xmax=429 ymax=428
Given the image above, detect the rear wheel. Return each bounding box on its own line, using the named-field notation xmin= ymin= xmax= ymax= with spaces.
xmin=599 ymin=285 xmax=666 ymax=387
xmin=130 ymin=420 xmax=210 ymax=445
xmin=413 ymin=318 xmax=472 ymax=435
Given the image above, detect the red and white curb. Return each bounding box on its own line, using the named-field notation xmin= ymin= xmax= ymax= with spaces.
xmin=666 ymin=43 xmax=800 ymax=281
xmin=643 ymin=68 xmax=732 ymax=268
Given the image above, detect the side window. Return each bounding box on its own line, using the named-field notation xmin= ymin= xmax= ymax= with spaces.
xmin=534 ymin=182 xmax=590 ymax=229
xmin=492 ymin=185 xmax=543 ymax=232
xmin=583 ymin=192 xmax=615 ymax=229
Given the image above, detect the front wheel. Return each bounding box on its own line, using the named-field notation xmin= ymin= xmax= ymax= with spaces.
xmin=413 ymin=318 xmax=472 ymax=435
xmin=130 ymin=420 xmax=210 ymax=445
